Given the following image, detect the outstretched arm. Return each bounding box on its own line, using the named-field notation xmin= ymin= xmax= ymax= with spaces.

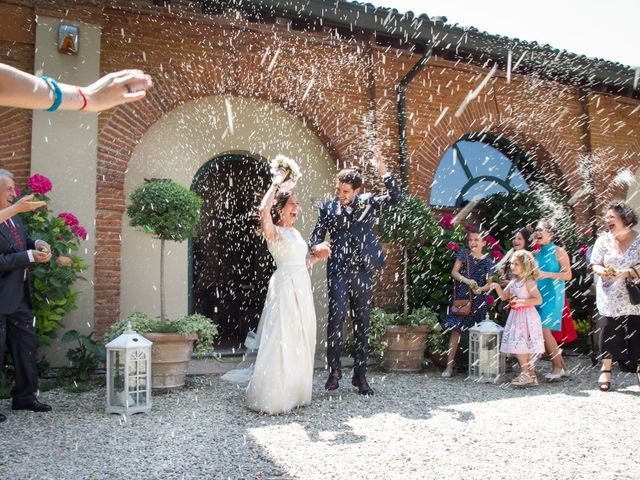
xmin=260 ymin=171 xmax=286 ymax=242
xmin=0 ymin=63 xmax=152 ymax=112
xmin=0 ymin=195 xmax=47 ymax=223
xmin=369 ymin=146 xmax=402 ymax=209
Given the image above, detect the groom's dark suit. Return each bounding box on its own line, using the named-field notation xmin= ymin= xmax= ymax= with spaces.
xmin=0 ymin=216 xmax=39 ymax=405
xmin=310 ymin=173 xmax=402 ymax=377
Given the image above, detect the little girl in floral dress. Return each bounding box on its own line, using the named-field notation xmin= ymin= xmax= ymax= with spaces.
xmin=491 ymin=250 xmax=545 ymax=387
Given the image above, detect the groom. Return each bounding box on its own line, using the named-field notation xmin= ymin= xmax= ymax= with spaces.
xmin=310 ymin=148 xmax=402 ymax=395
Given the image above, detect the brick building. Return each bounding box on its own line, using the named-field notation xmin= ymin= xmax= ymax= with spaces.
xmin=1 ymin=0 xmax=638 ymax=361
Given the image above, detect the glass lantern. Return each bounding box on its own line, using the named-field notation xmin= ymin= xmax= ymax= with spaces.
xmin=105 ymin=324 xmax=153 ymax=415
xmin=468 ymin=316 xmax=506 ymax=383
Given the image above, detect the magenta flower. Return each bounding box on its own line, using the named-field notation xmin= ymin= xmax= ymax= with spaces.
xmin=486 ymin=295 xmax=495 ymax=306
xmin=71 ymin=225 xmax=88 ymax=240
xmin=439 ymin=214 xmax=455 ymax=230
xmin=58 ymin=212 xmax=79 ymax=227
xmin=14 ymin=186 xmax=21 ymax=197
xmin=465 ymin=224 xmax=476 ymax=232
xmin=27 ymin=174 xmax=53 ymax=195
xmin=578 ymin=244 xmax=590 ymax=256
xmin=490 ymin=249 xmax=504 ymax=261
xmin=486 ymin=235 xmax=497 ymax=246
xmin=446 ymin=241 xmax=460 ymax=252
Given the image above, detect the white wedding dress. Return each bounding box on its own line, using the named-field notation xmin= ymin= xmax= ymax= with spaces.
xmin=222 ymin=226 xmax=317 ymax=415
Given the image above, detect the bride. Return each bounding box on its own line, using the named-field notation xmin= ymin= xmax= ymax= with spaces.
xmin=223 ymin=160 xmax=324 ymax=415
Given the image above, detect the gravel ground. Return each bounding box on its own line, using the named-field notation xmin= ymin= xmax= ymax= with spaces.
xmin=1 ymin=356 xmax=638 ymax=480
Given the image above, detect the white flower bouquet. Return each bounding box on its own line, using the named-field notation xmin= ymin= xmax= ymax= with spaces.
xmin=270 ymin=155 xmax=302 ymax=191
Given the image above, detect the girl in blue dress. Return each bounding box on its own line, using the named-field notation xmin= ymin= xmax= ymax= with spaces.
xmin=533 ymin=219 xmax=572 ymax=381
xmin=442 ymin=229 xmax=494 ymax=377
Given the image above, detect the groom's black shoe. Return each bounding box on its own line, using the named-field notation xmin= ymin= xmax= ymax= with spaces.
xmin=0 ymin=412 xmax=6 ymax=422
xmin=12 ymin=399 xmax=52 ymax=412
xmin=325 ymin=369 xmax=342 ymax=390
xmin=352 ymin=375 xmax=374 ymax=396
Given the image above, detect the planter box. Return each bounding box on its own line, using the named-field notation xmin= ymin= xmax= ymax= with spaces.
xmin=382 ymin=325 xmax=430 ymax=372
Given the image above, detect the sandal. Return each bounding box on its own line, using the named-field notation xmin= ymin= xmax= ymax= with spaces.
xmin=598 ymin=370 xmax=612 ymax=392
xmin=511 ymin=372 xmax=537 ymax=387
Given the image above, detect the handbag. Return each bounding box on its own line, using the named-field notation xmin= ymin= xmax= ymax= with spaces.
xmin=626 ymin=266 xmax=640 ymax=305
xmin=451 ymin=253 xmax=473 ymax=316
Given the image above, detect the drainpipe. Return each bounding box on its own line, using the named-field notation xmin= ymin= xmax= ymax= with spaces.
xmin=578 ymin=88 xmax=596 ymax=238
xmin=397 ymin=47 xmax=432 ymax=192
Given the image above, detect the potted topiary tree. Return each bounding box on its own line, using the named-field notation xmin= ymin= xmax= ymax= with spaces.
xmin=123 ymin=179 xmax=212 ymax=390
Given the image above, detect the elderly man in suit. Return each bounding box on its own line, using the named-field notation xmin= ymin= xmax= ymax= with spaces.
xmin=0 ymin=169 xmax=53 ymax=422
xmin=310 ymin=148 xmax=402 ymax=395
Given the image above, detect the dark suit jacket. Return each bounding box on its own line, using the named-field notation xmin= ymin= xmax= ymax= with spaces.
xmin=310 ymin=173 xmax=402 ymax=275
xmin=0 ymin=216 xmax=35 ymax=314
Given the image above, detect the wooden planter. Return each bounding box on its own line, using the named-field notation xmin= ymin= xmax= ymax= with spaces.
xmin=144 ymin=332 xmax=197 ymax=391
xmin=382 ymin=325 xmax=430 ymax=372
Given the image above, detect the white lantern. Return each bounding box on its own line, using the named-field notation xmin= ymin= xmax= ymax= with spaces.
xmin=468 ymin=316 xmax=505 ymax=383
xmin=105 ymin=324 xmax=153 ymax=415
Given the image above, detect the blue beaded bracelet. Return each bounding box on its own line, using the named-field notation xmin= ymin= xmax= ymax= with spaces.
xmin=42 ymin=76 xmax=63 ymax=112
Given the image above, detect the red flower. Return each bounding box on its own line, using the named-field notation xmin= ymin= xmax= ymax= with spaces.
xmin=486 ymin=235 xmax=497 ymax=246
xmin=58 ymin=212 xmax=79 ymax=227
xmin=71 ymin=225 xmax=88 ymax=240
xmin=486 ymin=295 xmax=495 ymax=306
xmin=446 ymin=241 xmax=460 ymax=252
xmin=490 ymin=249 xmax=504 ymax=261
xmin=578 ymin=244 xmax=590 ymax=256
xmin=439 ymin=214 xmax=455 ymax=230
xmin=27 ymin=174 xmax=53 ymax=195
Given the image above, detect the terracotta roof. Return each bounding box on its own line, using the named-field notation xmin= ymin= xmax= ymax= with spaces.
xmin=239 ymin=0 xmax=638 ymax=95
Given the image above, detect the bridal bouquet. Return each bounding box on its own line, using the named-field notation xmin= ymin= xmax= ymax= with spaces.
xmin=271 ymin=155 xmax=302 ymax=191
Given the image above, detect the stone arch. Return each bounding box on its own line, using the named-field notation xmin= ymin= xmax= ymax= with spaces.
xmin=94 ymin=90 xmax=339 ymax=334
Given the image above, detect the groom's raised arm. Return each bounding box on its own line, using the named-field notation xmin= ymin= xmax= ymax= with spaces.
xmin=370 ymin=145 xmax=402 ymax=209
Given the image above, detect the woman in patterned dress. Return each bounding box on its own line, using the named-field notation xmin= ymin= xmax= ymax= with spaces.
xmin=590 ymin=202 xmax=640 ymax=391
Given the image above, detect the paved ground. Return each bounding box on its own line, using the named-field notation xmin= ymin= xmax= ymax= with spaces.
xmin=0 ymin=355 xmax=638 ymax=480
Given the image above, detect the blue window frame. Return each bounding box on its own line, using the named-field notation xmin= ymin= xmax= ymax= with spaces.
xmin=429 ymin=134 xmax=537 ymax=207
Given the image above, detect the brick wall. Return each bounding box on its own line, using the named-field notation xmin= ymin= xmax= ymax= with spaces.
xmin=0 ymin=3 xmax=35 ymax=186
xmin=2 ymin=1 xmax=639 ymax=330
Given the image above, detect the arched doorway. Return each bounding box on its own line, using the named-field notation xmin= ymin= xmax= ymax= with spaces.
xmin=190 ymin=154 xmax=275 ymax=348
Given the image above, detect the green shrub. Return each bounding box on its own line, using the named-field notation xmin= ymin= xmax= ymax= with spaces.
xmin=105 ymin=312 xmax=218 ymax=356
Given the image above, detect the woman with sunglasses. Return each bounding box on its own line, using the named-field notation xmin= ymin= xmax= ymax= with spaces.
xmin=533 ymin=219 xmax=571 ymax=380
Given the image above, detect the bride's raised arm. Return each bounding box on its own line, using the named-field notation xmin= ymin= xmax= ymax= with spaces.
xmin=260 ymin=170 xmax=287 ymax=242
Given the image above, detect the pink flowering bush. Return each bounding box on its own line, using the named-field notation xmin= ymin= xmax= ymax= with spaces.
xmin=19 ymin=175 xmax=87 ymax=346
xmin=27 ymin=173 xmax=53 ymax=195
xmin=439 ymin=214 xmax=455 ymax=230
xmin=446 ymin=241 xmax=460 ymax=252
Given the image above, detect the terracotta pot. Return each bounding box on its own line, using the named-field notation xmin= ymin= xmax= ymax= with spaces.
xmin=382 ymin=325 xmax=430 ymax=372
xmin=144 ymin=332 xmax=197 ymax=391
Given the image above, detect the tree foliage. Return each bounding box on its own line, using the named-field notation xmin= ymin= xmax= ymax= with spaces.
xmin=127 ymin=180 xmax=202 ymax=242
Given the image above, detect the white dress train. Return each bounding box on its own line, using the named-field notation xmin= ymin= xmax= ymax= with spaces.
xmin=223 ymin=226 xmax=316 ymax=415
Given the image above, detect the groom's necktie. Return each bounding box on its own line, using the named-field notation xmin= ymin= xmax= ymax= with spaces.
xmin=5 ymin=220 xmax=25 ymax=251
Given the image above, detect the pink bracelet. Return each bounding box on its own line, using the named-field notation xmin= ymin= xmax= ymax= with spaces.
xmin=77 ymin=88 xmax=87 ymax=111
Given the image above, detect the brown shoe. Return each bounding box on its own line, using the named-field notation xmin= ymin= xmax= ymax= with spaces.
xmin=352 ymin=375 xmax=374 ymax=396
xmin=325 ymin=369 xmax=342 ymax=390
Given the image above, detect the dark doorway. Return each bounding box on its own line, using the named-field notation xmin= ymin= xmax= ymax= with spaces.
xmin=191 ymin=154 xmax=275 ymax=349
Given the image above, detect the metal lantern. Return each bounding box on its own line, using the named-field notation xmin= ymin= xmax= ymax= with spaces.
xmin=105 ymin=324 xmax=153 ymax=415
xmin=468 ymin=316 xmax=505 ymax=383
